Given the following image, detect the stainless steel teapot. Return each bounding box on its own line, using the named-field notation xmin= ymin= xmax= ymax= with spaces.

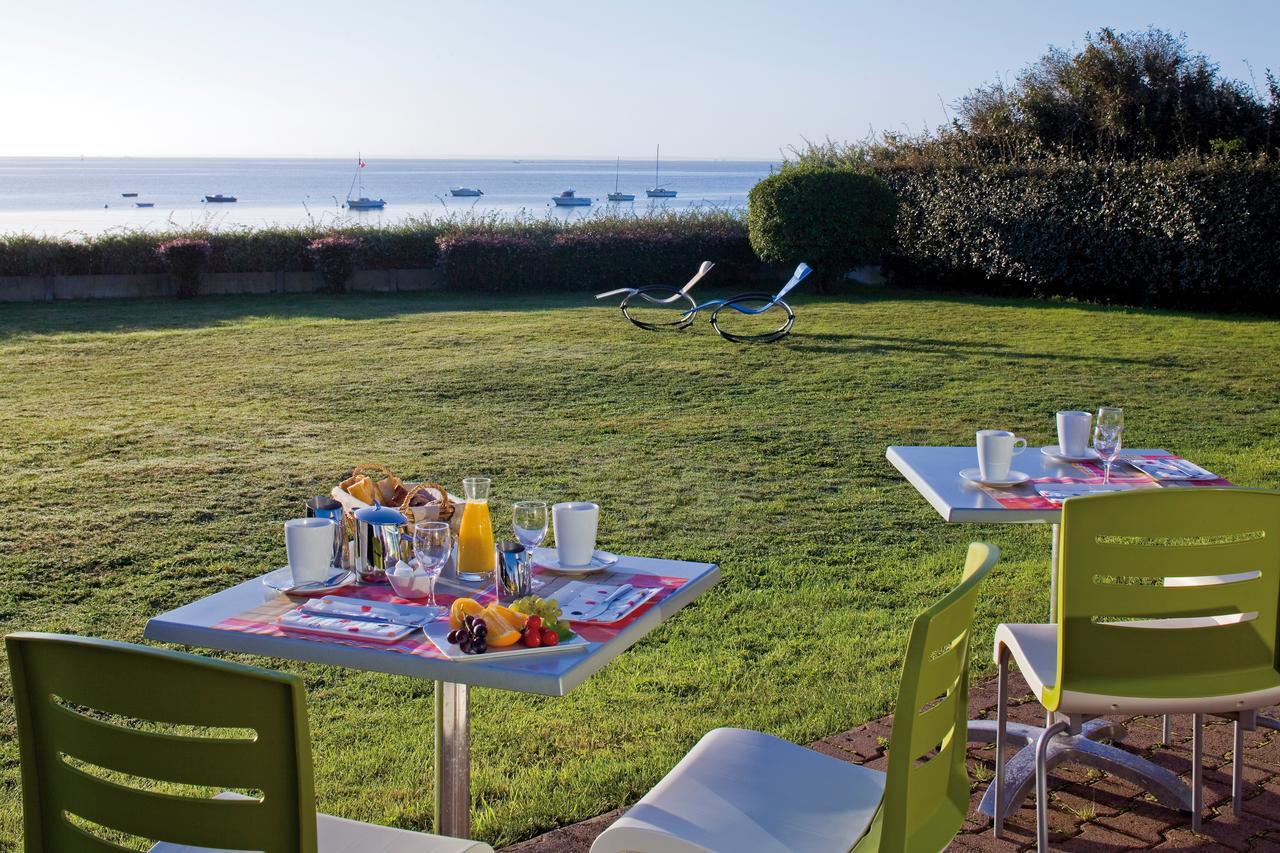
xmin=351 ymin=502 xmax=409 ymax=583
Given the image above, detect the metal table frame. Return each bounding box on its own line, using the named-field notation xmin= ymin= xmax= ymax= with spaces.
xmin=885 ymin=446 xmax=1208 ymax=827
xmin=145 ymin=555 xmax=720 ymax=839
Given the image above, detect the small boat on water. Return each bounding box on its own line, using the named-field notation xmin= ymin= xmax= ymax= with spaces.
xmin=121 ymin=192 xmax=138 ymax=198
xmin=450 ymin=187 xmax=484 ymax=197
xmin=204 ymin=194 xmax=237 ymax=203
xmin=135 ymin=202 xmax=154 ymax=208
xmin=607 ymin=157 xmax=635 ymax=202
xmin=552 ymin=189 xmax=592 ymax=207
xmin=646 ymin=144 xmax=677 ymax=198
xmin=345 ymin=154 xmax=386 ymax=210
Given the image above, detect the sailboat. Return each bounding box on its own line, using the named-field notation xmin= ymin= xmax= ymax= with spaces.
xmin=345 ymin=154 xmax=386 ymax=210
xmin=646 ymin=145 xmax=676 ymax=198
xmin=607 ymin=157 xmax=635 ymax=202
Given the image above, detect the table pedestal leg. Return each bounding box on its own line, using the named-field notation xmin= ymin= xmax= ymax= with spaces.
xmin=434 ymin=680 xmax=471 ymax=838
xmin=970 ymin=718 xmax=1193 ymax=821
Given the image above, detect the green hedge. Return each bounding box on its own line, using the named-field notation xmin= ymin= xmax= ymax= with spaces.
xmin=0 ymin=212 xmax=755 ymax=296
xmin=871 ymin=161 xmax=1280 ymax=312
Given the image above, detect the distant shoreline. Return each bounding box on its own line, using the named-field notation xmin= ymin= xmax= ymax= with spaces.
xmin=0 ymin=154 xmax=780 ymax=163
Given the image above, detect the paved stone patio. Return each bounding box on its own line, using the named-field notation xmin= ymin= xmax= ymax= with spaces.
xmin=499 ymin=672 xmax=1280 ymax=852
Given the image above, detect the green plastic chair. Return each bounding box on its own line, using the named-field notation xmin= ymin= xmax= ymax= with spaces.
xmin=7 ymin=632 xmax=492 ymax=853
xmin=590 ymin=542 xmax=999 ymax=853
xmin=992 ymin=488 xmax=1280 ymax=849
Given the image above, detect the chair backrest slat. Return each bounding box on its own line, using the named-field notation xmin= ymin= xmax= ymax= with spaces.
xmin=56 ymin=761 xmax=277 ymax=850
xmin=8 ymin=632 xmax=318 ymax=853
xmin=872 ymin=542 xmax=998 ymax=853
xmin=1054 ymin=489 xmax=1280 ymax=708
xmin=47 ymin=702 xmax=266 ymax=789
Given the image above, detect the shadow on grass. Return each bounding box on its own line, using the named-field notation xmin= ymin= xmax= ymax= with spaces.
xmin=0 ymin=291 xmax=599 ymax=338
xmin=0 ymin=282 xmax=1271 ymax=341
xmin=784 ymin=332 xmax=1175 ymax=367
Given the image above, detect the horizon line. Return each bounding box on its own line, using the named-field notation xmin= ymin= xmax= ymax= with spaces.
xmin=0 ymin=153 xmax=785 ymax=163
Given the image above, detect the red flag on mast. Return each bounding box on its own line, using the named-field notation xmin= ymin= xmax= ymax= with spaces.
xmin=359 ymin=158 xmax=366 ymax=168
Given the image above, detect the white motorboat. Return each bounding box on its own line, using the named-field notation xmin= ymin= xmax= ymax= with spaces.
xmin=553 ymin=189 xmax=592 ymax=206
xmin=450 ymin=187 xmax=484 ymax=197
xmin=345 ymin=154 xmax=386 ymax=209
xmin=646 ymin=144 xmax=677 ymax=198
xmin=607 ymin=157 xmax=635 ymax=202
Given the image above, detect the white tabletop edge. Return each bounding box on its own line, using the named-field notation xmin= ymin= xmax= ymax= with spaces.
xmin=885 ymin=446 xmax=1173 ymax=525
xmin=144 ymin=559 xmax=720 ymax=698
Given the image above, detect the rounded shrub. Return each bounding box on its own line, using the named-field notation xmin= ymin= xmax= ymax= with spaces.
xmin=748 ymin=168 xmax=898 ymax=285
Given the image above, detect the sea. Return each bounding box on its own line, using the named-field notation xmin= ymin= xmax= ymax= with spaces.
xmin=0 ymin=157 xmax=778 ymax=237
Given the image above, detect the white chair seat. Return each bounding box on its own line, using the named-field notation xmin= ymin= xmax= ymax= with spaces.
xmin=590 ymin=727 xmax=885 ymax=853
xmin=994 ymin=623 xmax=1280 ymax=715
xmin=151 ymin=793 xmax=493 ymax=853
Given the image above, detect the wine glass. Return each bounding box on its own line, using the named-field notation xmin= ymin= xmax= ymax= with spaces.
xmin=413 ymin=521 xmax=452 ymax=612
xmin=512 ymin=501 xmax=548 ymax=590
xmin=1093 ymin=406 xmax=1124 ymax=484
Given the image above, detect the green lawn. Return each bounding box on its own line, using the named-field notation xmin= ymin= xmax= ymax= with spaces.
xmin=2 ymin=288 xmax=1278 ymax=847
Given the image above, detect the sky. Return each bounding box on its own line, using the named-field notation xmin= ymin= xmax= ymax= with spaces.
xmin=4 ymin=0 xmax=1279 ymax=160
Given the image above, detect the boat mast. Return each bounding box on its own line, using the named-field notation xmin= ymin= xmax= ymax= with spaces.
xmin=654 ymin=145 xmax=660 ymax=188
xmin=615 ymin=157 xmax=621 ymax=193
xmin=346 ymin=154 xmax=360 ymax=202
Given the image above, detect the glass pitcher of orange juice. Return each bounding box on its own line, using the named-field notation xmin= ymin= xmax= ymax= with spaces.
xmin=456 ymin=477 xmax=495 ymax=582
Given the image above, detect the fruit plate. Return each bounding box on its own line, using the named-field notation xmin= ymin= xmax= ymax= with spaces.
xmin=422 ymin=619 xmax=589 ymax=663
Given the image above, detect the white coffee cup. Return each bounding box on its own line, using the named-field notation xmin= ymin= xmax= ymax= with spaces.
xmin=1056 ymin=410 xmax=1093 ymax=457
xmin=552 ymin=502 xmax=599 ymax=567
xmin=976 ymin=430 xmax=1027 ymax=481
xmin=285 ymin=518 xmax=338 ymax=585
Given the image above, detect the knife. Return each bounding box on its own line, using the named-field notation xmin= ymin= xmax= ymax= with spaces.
xmin=579 ymin=585 xmax=635 ymax=621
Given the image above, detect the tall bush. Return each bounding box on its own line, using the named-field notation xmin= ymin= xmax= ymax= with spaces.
xmin=748 ymin=169 xmax=898 ymax=285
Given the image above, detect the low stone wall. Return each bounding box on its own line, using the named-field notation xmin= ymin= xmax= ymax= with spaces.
xmin=0 ymin=267 xmax=445 ymax=302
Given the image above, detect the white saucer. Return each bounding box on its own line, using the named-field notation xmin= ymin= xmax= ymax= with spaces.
xmin=531 ymin=548 xmax=620 ymax=575
xmin=1040 ymin=446 xmax=1100 ymax=463
xmin=959 ymin=468 xmax=1031 ymax=488
xmin=263 ymin=566 xmax=356 ymax=596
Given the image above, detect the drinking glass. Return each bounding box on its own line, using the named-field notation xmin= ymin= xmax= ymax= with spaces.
xmin=413 ymin=521 xmax=452 ymax=612
xmin=512 ymin=500 xmax=548 ymax=590
xmin=1093 ymin=406 xmax=1124 ymax=484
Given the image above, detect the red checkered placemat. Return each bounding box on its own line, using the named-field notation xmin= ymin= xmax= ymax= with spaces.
xmin=985 ymin=455 xmax=1233 ymax=511
xmin=212 ymin=565 xmax=686 ymax=657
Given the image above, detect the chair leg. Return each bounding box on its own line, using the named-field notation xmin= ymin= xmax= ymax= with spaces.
xmin=1191 ymin=713 xmax=1204 ymax=832
xmin=1036 ymin=720 xmax=1071 ymax=852
xmin=994 ymin=648 xmax=1009 ymax=839
xmin=1232 ymin=718 xmax=1244 ymax=814
xmin=1162 ymin=714 xmax=1172 ymax=745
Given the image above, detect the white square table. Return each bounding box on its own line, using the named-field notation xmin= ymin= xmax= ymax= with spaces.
xmin=884 ymin=446 xmax=1205 ymax=823
xmin=145 ymin=554 xmax=720 ymax=839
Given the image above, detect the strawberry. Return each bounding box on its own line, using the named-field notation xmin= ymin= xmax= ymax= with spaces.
xmin=524 ymin=615 xmax=543 ymax=634
xmin=524 ymin=629 xmax=542 ymax=648
xmin=540 ymin=628 xmax=559 ymax=647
